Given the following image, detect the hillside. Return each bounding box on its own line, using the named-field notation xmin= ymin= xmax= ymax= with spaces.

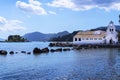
xmin=23 ymin=31 xmax=69 ymax=41
xmin=90 ymin=25 xmax=120 ymax=31
xmin=50 ymin=25 xmax=120 ymax=42
xmin=50 ymin=31 xmax=80 ymax=41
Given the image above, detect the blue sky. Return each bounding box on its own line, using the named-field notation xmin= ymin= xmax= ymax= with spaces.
xmin=0 ymin=0 xmax=120 ymax=39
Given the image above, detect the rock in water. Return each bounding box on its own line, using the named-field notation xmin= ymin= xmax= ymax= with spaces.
xmin=21 ymin=51 xmax=26 ymax=53
xmin=0 ymin=50 xmax=7 ymax=55
xmin=33 ymin=47 xmax=42 ymax=54
xmin=56 ymin=48 xmax=62 ymax=52
xmin=63 ymin=48 xmax=70 ymax=51
xmin=41 ymin=47 xmax=49 ymax=53
xmin=50 ymin=49 xmax=56 ymax=52
xmin=27 ymin=52 xmax=31 ymax=54
xmin=9 ymin=51 xmax=14 ymax=54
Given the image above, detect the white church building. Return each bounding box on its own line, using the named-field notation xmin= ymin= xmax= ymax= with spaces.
xmin=73 ymin=21 xmax=118 ymax=44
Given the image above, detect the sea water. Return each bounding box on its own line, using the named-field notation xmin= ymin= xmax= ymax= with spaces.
xmin=0 ymin=42 xmax=120 ymax=80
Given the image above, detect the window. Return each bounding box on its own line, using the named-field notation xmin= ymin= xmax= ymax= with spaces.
xmin=86 ymin=38 xmax=88 ymax=40
xmin=90 ymin=38 xmax=93 ymax=40
xmin=112 ymin=29 xmax=113 ymax=31
xmin=94 ymin=38 xmax=97 ymax=40
xmin=79 ymin=38 xmax=81 ymax=41
xmin=109 ymin=29 xmax=111 ymax=32
xmin=110 ymin=29 xmax=114 ymax=32
xmin=75 ymin=38 xmax=77 ymax=41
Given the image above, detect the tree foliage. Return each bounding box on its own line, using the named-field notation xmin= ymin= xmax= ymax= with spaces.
xmin=6 ymin=35 xmax=27 ymax=42
xmin=50 ymin=31 xmax=79 ymax=42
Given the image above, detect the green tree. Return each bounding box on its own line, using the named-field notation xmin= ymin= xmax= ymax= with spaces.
xmin=6 ymin=35 xmax=27 ymax=42
xmin=50 ymin=31 xmax=79 ymax=42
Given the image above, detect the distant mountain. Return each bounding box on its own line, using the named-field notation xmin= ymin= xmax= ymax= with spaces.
xmin=55 ymin=31 xmax=69 ymax=37
xmin=50 ymin=25 xmax=120 ymax=42
xmin=23 ymin=32 xmax=54 ymax=41
xmin=23 ymin=25 xmax=120 ymax=42
xmin=23 ymin=31 xmax=69 ymax=41
xmin=90 ymin=25 xmax=120 ymax=31
xmin=50 ymin=31 xmax=79 ymax=41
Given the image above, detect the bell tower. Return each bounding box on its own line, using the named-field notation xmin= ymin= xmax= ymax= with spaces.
xmin=105 ymin=21 xmax=118 ymax=44
xmin=107 ymin=21 xmax=116 ymax=34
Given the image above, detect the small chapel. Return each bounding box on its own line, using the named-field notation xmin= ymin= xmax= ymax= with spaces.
xmin=73 ymin=21 xmax=118 ymax=44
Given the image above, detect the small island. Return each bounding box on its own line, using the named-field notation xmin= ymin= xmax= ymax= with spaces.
xmin=5 ymin=35 xmax=28 ymax=42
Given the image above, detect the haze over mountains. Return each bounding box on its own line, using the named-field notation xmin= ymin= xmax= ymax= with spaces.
xmin=0 ymin=25 xmax=120 ymax=41
xmin=90 ymin=25 xmax=120 ymax=31
xmin=23 ymin=31 xmax=69 ymax=41
xmin=23 ymin=25 xmax=120 ymax=41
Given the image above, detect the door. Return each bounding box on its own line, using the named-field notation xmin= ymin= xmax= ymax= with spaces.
xmin=110 ymin=39 xmax=113 ymax=44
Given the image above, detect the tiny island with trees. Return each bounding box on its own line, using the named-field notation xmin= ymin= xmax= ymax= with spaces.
xmin=5 ymin=35 xmax=28 ymax=42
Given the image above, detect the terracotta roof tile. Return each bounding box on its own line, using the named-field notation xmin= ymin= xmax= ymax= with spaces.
xmin=74 ymin=31 xmax=106 ymax=38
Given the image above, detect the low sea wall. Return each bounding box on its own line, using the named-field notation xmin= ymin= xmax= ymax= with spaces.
xmin=49 ymin=42 xmax=120 ymax=49
xmin=73 ymin=44 xmax=120 ymax=50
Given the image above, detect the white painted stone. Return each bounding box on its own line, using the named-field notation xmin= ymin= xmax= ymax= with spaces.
xmin=105 ymin=21 xmax=118 ymax=44
xmin=73 ymin=21 xmax=118 ymax=44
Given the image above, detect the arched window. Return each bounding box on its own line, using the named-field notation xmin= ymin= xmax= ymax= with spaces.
xmin=112 ymin=29 xmax=113 ymax=31
xmin=110 ymin=29 xmax=114 ymax=32
xmin=90 ymin=38 xmax=93 ymax=40
xmin=75 ymin=38 xmax=77 ymax=41
xmin=94 ymin=38 xmax=97 ymax=40
xmin=86 ymin=38 xmax=88 ymax=40
xmin=109 ymin=29 xmax=111 ymax=32
xmin=79 ymin=38 xmax=81 ymax=41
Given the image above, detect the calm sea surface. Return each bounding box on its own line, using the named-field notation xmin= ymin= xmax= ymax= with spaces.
xmin=0 ymin=42 xmax=120 ymax=80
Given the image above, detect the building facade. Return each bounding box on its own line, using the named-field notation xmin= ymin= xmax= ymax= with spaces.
xmin=105 ymin=21 xmax=118 ymax=44
xmin=73 ymin=21 xmax=118 ymax=44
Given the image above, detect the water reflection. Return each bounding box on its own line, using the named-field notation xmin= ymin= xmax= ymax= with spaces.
xmin=115 ymin=49 xmax=120 ymax=76
xmin=0 ymin=43 xmax=120 ymax=80
xmin=108 ymin=49 xmax=116 ymax=67
xmin=0 ymin=54 xmax=7 ymax=57
xmin=108 ymin=49 xmax=117 ymax=79
xmin=96 ymin=49 xmax=120 ymax=79
xmin=117 ymin=48 xmax=120 ymax=56
xmin=33 ymin=53 xmax=48 ymax=56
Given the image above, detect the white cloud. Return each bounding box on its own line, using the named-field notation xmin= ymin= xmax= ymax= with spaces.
xmin=48 ymin=11 xmax=57 ymax=15
xmin=0 ymin=16 xmax=26 ymax=32
xmin=16 ymin=0 xmax=47 ymax=15
xmin=99 ymin=3 xmax=120 ymax=11
xmin=29 ymin=0 xmax=41 ymax=6
xmin=47 ymin=0 xmax=80 ymax=11
xmin=0 ymin=16 xmax=7 ymax=24
xmin=47 ymin=0 xmax=120 ymax=11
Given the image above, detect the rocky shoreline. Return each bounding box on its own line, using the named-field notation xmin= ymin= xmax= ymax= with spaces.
xmin=1 ymin=42 xmax=120 ymax=55
xmin=0 ymin=43 xmax=72 ymax=55
xmin=73 ymin=44 xmax=120 ymax=50
xmin=49 ymin=42 xmax=73 ymax=47
xmin=0 ymin=47 xmax=72 ymax=55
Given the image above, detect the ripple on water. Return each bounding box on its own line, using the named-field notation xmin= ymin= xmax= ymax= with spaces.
xmin=0 ymin=43 xmax=120 ymax=80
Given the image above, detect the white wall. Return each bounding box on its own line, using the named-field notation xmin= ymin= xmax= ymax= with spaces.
xmin=105 ymin=21 xmax=118 ymax=44
xmin=73 ymin=38 xmax=105 ymax=44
